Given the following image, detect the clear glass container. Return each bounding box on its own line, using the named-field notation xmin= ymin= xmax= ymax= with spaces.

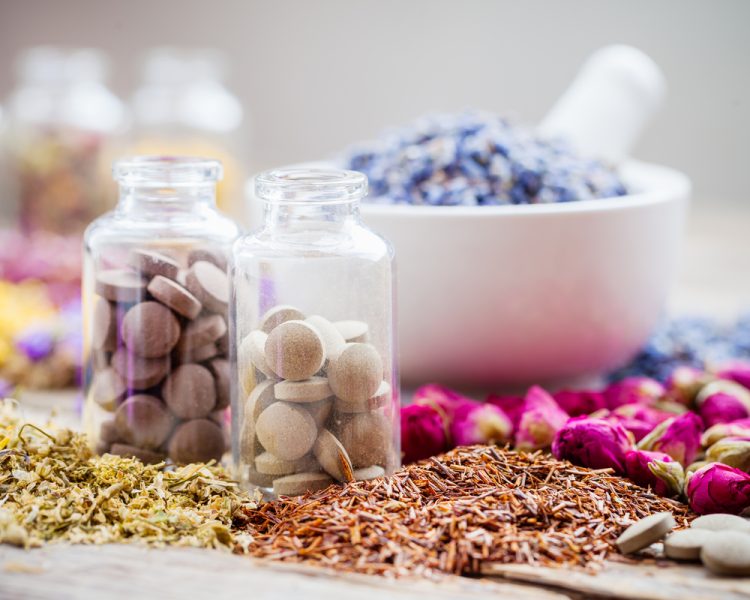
xmin=4 ymin=47 xmax=128 ymax=234
xmin=232 ymin=168 xmax=399 ymax=496
xmin=129 ymin=48 xmax=246 ymax=219
xmin=83 ymin=156 xmax=240 ymax=465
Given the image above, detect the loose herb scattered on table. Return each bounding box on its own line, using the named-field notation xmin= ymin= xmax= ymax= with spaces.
xmin=234 ymin=445 xmax=690 ymax=578
xmin=0 ymin=400 xmax=259 ymax=549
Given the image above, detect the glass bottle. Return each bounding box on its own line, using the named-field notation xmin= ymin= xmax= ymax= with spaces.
xmin=129 ymin=48 xmax=246 ymax=219
xmin=83 ymin=156 xmax=240 ymax=465
xmin=4 ymin=47 xmax=127 ymax=234
xmin=232 ymin=168 xmax=399 ymax=496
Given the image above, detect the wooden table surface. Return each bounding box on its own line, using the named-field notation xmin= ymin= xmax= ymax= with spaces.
xmin=3 ymin=205 xmax=750 ymax=599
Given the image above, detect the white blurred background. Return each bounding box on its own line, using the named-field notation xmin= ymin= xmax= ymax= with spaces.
xmin=1 ymin=0 xmax=747 ymax=206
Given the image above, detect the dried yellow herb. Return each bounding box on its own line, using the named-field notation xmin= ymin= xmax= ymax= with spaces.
xmin=0 ymin=400 xmax=259 ymax=549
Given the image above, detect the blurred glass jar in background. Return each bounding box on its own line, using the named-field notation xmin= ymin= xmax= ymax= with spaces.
xmin=3 ymin=47 xmax=128 ymax=234
xmin=129 ymin=48 xmax=247 ymax=219
xmin=83 ymin=156 xmax=240 ymax=464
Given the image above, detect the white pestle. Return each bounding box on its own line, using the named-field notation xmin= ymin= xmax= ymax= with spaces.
xmin=538 ymin=45 xmax=666 ymax=164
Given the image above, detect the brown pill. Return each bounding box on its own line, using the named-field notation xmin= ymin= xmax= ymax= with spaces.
xmin=247 ymin=468 xmax=276 ymax=488
xmin=255 ymin=401 xmax=318 ymax=461
xmin=128 ymin=249 xmax=180 ymax=280
xmin=616 ymin=512 xmax=676 ymax=555
xmin=109 ymin=443 xmax=165 ymax=465
xmin=338 ymin=410 xmax=392 ymax=468
xmin=240 ymin=413 xmax=263 ymax=463
xmin=178 ymin=314 xmax=227 ymax=351
xmin=701 ymin=531 xmax=750 ymax=575
xmin=274 ymin=377 xmax=332 ymax=403
xmin=305 ymin=315 xmax=346 ymax=359
xmin=328 ymin=343 xmax=383 ymax=405
xmin=259 ymin=305 xmax=306 ymax=334
xmin=691 ymin=513 xmax=750 ymax=533
xmin=239 ymin=330 xmax=276 ymax=384
xmin=264 ymin=320 xmax=325 ymax=381
xmin=99 ymin=419 xmax=121 ymax=444
xmin=255 ymin=451 xmax=319 ymax=476
xmin=353 ymin=465 xmax=386 ymax=481
xmin=95 ymin=269 xmax=146 ymax=303
xmin=147 ymin=275 xmax=202 ymax=319
xmin=92 ymin=348 xmax=110 ymax=371
xmin=90 ymin=367 xmax=127 ymax=411
xmin=111 ymin=347 xmax=170 ymax=390
xmin=246 ymin=379 xmax=277 ymax=422
xmin=208 ymin=358 xmax=230 ymax=410
xmin=664 ymin=529 xmax=716 ymax=561
xmin=185 ymin=261 xmax=229 ymax=314
xmin=305 ymin=398 xmax=333 ymax=428
xmin=114 ymin=394 xmax=173 ymax=450
xmin=273 ymin=472 xmax=333 ymax=496
xmin=121 ymin=301 xmax=181 ymax=358
xmin=176 ymin=342 xmax=218 ymax=365
xmin=335 ymin=380 xmax=391 ymax=414
xmin=96 ymin=441 xmax=111 ymax=455
xmin=92 ymin=296 xmax=117 ymax=351
xmin=313 ymin=429 xmax=354 ymax=482
xmin=162 ymin=364 xmax=217 ymax=419
xmin=333 ymin=320 xmax=369 ymax=343
xmin=168 ymin=418 xmax=226 ymax=464
xmin=188 ymin=247 xmax=227 ymax=271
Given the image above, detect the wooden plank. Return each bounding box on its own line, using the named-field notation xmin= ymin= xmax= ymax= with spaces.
xmin=482 ymin=560 xmax=750 ymax=600
xmin=0 ymin=544 xmax=568 ymax=600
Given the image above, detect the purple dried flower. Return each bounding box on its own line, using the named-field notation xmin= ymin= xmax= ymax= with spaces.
xmin=552 ymin=416 xmax=633 ymax=474
xmin=514 ymin=386 xmax=569 ymax=451
xmin=624 ymin=449 xmax=684 ymax=497
xmin=702 ymin=418 xmax=750 ymax=447
xmin=451 ymin=402 xmax=512 ymax=447
xmin=552 ymin=389 xmax=606 ymax=416
xmin=665 ymin=365 xmax=711 ymax=405
xmin=486 ymin=393 xmax=525 ymax=432
xmin=716 ymin=361 xmax=750 ymax=390
xmin=698 ymin=392 xmax=750 ymax=428
xmin=604 ymin=377 xmax=665 ymax=409
xmin=637 ymin=412 xmax=703 ymax=466
xmin=15 ymin=327 xmax=55 ymax=362
xmin=400 ymin=403 xmax=449 ymax=464
xmin=686 ymin=462 xmax=750 ymax=515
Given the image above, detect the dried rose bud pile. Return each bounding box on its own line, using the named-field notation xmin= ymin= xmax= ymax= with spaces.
xmin=402 ymin=361 xmax=750 ymax=516
xmin=234 ymin=445 xmax=690 ymax=577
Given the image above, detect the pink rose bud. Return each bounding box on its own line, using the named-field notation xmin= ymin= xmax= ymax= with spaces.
xmin=604 ymin=377 xmax=665 ymax=409
xmin=702 ymin=418 xmax=750 ymax=447
xmin=698 ymin=392 xmax=750 ymax=428
xmin=552 ymin=389 xmax=607 ymax=416
xmin=624 ymin=449 xmax=684 ymax=497
xmin=705 ymin=437 xmax=750 ymax=472
xmin=665 ymin=365 xmax=711 ymax=405
xmin=451 ymin=402 xmax=512 ymax=447
xmin=715 ymin=361 xmax=750 ymax=390
xmin=637 ymin=412 xmax=703 ymax=466
xmin=552 ymin=417 xmax=633 ymax=474
xmin=514 ymin=386 xmax=570 ymax=451
xmin=486 ymin=393 xmax=525 ymax=431
xmin=605 ymin=405 xmax=672 ymax=442
xmin=400 ymin=403 xmax=449 ymax=464
xmin=686 ymin=462 xmax=750 ymax=515
xmin=413 ymin=384 xmax=470 ymax=420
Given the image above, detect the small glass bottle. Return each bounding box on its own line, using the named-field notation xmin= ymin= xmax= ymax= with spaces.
xmin=232 ymin=168 xmax=399 ymax=496
xmin=83 ymin=156 xmax=240 ymax=465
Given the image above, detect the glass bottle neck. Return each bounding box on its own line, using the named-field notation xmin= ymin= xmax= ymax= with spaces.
xmin=117 ymin=184 xmax=216 ymax=216
xmin=263 ymin=200 xmax=360 ymax=231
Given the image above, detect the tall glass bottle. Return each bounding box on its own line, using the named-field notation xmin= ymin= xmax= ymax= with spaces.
xmin=83 ymin=156 xmax=240 ymax=464
xmin=232 ymin=168 xmax=399 ymax=496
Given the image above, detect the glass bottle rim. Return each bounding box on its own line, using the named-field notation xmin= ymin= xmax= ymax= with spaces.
xmin=255 ymin=168 xmax=367 ymax=205
xmin=113 ymin=156 xmax=223 ymax=187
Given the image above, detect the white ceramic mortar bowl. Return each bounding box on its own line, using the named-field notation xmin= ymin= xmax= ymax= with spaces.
xmin=359 ymin=160 xmax=690 ymax=387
